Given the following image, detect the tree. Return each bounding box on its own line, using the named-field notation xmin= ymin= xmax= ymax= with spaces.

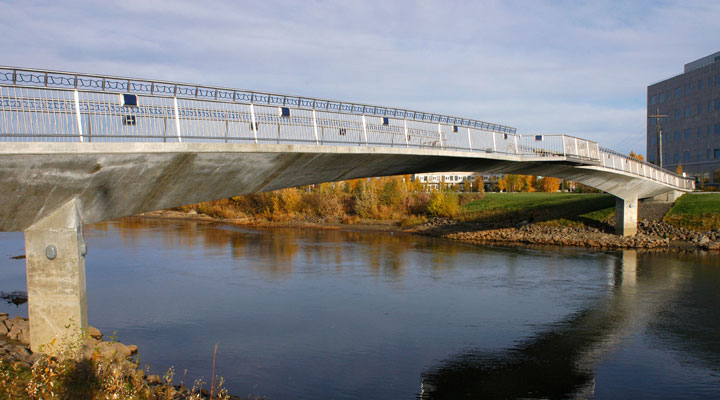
xmin=676 ymin=163 xmax=683 ymax=175
xmin=473 ymin=173 xmax=484 ymax=193
xmin=497 ymin=176 xmax=507 ymax=192
xmin=503 ymin=174 xmax=522 ymax=192
xmin=629 ymin=151 xmax=645 ymax=161
xmin=539 ymin=176 xmax=561 ymax=192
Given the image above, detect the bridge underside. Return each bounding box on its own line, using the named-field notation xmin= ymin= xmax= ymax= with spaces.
xmin=1 ymin=142 xmax=684 ymax=350
xmin=0 ymin=142 xmax=679 ymax=232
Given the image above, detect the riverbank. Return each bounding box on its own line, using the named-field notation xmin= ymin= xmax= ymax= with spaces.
xmin=140 ymin=201 xmax=720 ymax=251
xmin=0 ymin=313 xmax=244 ymax=399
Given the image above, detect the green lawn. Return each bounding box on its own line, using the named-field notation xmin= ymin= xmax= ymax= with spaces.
xmin=462 ymin=192 xmax=616 ymax=225
xmin=664 ymin=193 xmax=720 ymax=231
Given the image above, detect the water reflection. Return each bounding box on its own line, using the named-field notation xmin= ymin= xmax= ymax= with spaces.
xmin=420 ymin=250 xmax=688 ymax=399
xmin=99 ymin=217 xmax=466 ymax=281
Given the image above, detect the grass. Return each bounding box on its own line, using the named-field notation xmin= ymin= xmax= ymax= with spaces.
xmin=461 ymin=192 xmax=616 ymax=226
xmin=664 ymin=193 xmax=720 ymax=231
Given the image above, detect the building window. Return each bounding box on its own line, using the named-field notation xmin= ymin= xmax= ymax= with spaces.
xmin=650 ymin=95 xmax=656 ymax=105
xmin=674 ymin=131 xmax=681 ymax=141
xmin=650 ymin=136 xmax=656 ymax=145
xmin=674 ymin=153 xmax=680 ymax=163
xmin=716 ymin=149 xmax=720 ymax=159
xmin=715 ymin=124 xmax=720 ymax=134
xmin=675 ymin=87 xmax=681 ymax=97
xmin=698 ymin=127 xmax=702 ymax=137
xmin=684 ymin=130 xmax=691 ymax=140
xmin=658 ymin=92 xmax=665 ymax=103
xmin=715 ymin=99 xmax=720 ymax=111
xmin=698 ymin=103 xmax=703 ymax=115
xmin=710 ymin=126 xmax=713 ymax=136
xmin=685 ymin=107 xmax=691 ymax=117
xmin=699 ymin=79 xmax=704 ymax=90
xmin=674 ymin=109 xmax=682 ymax=119
xmin=683 ymin=152 xmax=690 ymax=163
xmin=685 ymin=84 xmax=692 ymax=94
xmin=708 ymin=149 xmax=713 ymax=160
xmin=697 ymin=151 xmax=702 ymax=161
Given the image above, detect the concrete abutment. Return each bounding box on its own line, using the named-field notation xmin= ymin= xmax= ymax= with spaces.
xmin=24 ymin=199 xmax=88 ymax=352
xmin=615 ymin=196 xmax=638 ymax=237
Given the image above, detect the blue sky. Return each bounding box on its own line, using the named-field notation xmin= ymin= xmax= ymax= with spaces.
xmin=2 ymin=0 xmax=719 ymax=154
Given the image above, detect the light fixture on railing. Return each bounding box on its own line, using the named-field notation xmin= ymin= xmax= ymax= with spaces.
xmin=122 ymin=115 xmax=136 ymax=126
xmin=120 ymin=94 xmax=137 ymax=107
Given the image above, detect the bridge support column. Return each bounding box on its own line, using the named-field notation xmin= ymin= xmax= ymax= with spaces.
xmin=24 ymin=199 xmax=88 ymax=352
xmin=615 ymin=196 xmax=638 ymax=236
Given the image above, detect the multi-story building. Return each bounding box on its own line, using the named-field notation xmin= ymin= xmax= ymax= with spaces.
xmin=647 ymin=51 xmax=720 ymax=187
xmin=412 ymin=172 xmax=501 ymax=191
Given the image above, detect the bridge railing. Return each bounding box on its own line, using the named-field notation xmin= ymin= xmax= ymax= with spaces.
xmin=0 ymin=66 xmax=695 ymax=191
xmin=598 ymin=147 xmax=694 ymax=191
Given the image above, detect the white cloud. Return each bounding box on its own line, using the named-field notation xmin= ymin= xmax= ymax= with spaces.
xmin=1 ymin=0 xmax=718 ymax=154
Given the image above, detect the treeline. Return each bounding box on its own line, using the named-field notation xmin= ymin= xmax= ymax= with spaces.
xmin=179 ymin=174 xmax=595 ymax=224
xmin=180 ymin=175 xmax=465 ymax=223
xmin=494 ymin=175 xmax=598 ymax=193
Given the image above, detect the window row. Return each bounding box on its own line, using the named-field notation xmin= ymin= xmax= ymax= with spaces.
xmin=650 ymin=99 xmax=720 ymax=121
xmin=650 ymin=148 xmax=720 ymax=164
xmin=649 ymin=75 xmax=720 ymax=105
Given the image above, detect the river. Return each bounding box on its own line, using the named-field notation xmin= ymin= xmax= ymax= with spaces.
xmin=1 ymin=217 xmax=719 ymax=399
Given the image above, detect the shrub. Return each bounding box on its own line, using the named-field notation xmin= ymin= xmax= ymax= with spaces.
xmin=399 ymin=215 xmax=427 ymax=228
xmin=426 ymin=191 xmax=460 ymax=218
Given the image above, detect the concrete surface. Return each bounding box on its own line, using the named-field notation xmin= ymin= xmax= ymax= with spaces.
xmin=615 ymin=197 xmax=639 ymax=236
xmin=0 ymin=142 xmax=688 ymax=232
xmin=24 ymin=199 xmax=88 ymax=352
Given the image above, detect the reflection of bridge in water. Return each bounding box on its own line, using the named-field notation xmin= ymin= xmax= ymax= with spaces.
xmin=419 ymin=250 xmax=692 ymax=399
xmin=0 ymin=66 xmax=695 ymax=351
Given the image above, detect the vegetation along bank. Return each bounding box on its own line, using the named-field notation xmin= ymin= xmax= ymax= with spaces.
xmin=146 ymin=175 xmax=720 ymax=251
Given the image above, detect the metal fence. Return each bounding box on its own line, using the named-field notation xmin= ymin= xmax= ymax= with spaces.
xmin=0 ymin=66 xmax=694 ymax=191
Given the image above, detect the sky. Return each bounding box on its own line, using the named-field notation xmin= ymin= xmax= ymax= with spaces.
xmin=1 ymin=0 xmax=719 ymax=155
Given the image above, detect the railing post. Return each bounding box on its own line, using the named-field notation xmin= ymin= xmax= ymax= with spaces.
xmin=362 ymin=115 xmax=368 ymax=146
xmin=173 ymin=97 xmax=182 ymax=143
xmin=561 ymin=135 xmax=567 ymax=157
xmin=437 ymin=123 xmax=443 ymax=149
xmin=574 ymin=138 xmax=579 ymax=157
xmin=468 ymin=127 xmax=473 ymax=152
xmin=250 ymin=103 xmax=258 ymax=144
xmin=491 ymin=131 xmax=496 ymax=152
xmin=404 ymin=119 xmax=409 ymax=148
xmin=514 ymin=135 xmax=519 ymax=154
xmin=312 ymin=110 xmax=319 ymax=145
xmin=585 ymin=141 xmax=590 ymax=159
xmin=74 ymin=90 xmax=83 ymax=142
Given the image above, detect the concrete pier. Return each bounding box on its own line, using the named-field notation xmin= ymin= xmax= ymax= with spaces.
xmin=24 ymin=199 xmax=88 ymax=352
xmin=615 ymin=196 xmax=639 ymax=236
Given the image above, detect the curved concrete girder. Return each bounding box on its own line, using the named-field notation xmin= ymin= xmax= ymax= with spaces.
xmin=0 ymin=142 xmax=687 ymax=232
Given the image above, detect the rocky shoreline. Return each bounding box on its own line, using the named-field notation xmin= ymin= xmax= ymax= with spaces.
xmin=414 ymin=218 xmax=720 ymax=251
xmin=0 ymin=313 xmax=243 ymax=399
xmin=141 ymin=209 xmax=720 ymax=252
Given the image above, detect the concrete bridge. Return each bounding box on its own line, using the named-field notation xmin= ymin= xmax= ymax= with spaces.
xmin=0 ymin=67 xmax=694 ymax=351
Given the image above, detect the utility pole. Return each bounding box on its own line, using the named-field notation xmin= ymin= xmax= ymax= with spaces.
xmin=648 ymin=107 xmax=668 ymax=168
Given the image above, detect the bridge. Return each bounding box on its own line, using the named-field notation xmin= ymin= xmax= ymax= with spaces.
xmin=0 ymin=66 xmax=694 ymax=351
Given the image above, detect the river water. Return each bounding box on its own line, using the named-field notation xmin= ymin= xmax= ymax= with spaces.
xmin=0 ymin=217 xmax=719 ymax=399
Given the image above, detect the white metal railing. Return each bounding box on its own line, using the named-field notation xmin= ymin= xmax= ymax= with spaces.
xmin=0 ymin=66 xmax=694 ymax=191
